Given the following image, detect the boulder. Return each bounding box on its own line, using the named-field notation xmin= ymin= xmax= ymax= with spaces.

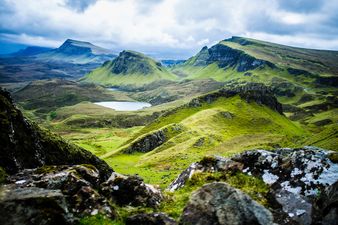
xmin=123 ymin=129 xmax=166 ymax=153
xmin=0 ymin=165 xmax=115 ymax=225
xmin=168 ymin=156 xmax=242 ymax=191
xmin=126 ymin=213 xmax=177 ymax=225
xmin=101 ymin=172 xmax=163 ymax=207
xmin=313 ymin=180 xmax=338 ymax=225
xmin=180 ymin=182 xmax=274 ymax=225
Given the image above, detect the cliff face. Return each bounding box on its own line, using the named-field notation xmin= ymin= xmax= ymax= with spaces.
xmin=194 ymin=82 xmax=283 ymax=114
xmin=191 ymin=44 xmax=275 ymax=72
xmin=0 ymin=88 xmax=112 ymax=179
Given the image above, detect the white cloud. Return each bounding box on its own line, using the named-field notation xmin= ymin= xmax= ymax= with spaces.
xmin=0 ymin=0 xmax=338 ymax=58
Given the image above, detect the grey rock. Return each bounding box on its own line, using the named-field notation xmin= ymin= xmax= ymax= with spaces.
xmin=180 ymin=182 xmax=274 ymax=225
xmin=126 ymin=212 xmax=177 ymax=225
xmin=191 ymin=44 xmax=275 ymax=72
xmin=123 ymin=129 xmax=166 ymax=153
xmin=0 ymin=165 xmax=116 ymax=225
xmin=101 ymin=172 xmax=163 ymax=207
xmin=168 ymin=156 xmax=242 ymax=191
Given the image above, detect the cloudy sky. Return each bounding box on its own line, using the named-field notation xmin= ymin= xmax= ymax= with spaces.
xmin=1 ymin=0 xmax=338 ymax=58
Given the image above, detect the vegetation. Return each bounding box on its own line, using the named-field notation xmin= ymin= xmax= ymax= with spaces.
xmin=83 ymin=50 xmax=178 ymax=87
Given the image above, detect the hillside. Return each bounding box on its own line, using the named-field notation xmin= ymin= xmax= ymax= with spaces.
xmin=0 ymin=46 xmax=53 ymax=57
xmin=102 ymin=83 xmax=308 ymax=186
xmin=170 ymin=37 xmax=337 ymax=144
xmin=173 ymin=37 xmax=337 ymax=88
xmin=83 ymin=50 xmax=178 ymax=87
xmin=12 ymin=79 xmax=132 ymax=119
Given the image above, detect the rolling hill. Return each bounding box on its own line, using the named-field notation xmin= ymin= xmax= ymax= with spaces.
xmin=102 ymin=83 xmax=308 ymax=186
xmin=83 ymin=50 xmax=178 ymax=87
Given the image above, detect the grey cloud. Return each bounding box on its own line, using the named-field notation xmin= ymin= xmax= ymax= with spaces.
xmin=276 ymin=0 xmax=323 ymax=13
xmin=64 ymin=0 xmax=97 ymax=12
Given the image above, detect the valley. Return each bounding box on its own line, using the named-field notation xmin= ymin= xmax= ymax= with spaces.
xmin=0 ymin=36 xmax=337 ymax=225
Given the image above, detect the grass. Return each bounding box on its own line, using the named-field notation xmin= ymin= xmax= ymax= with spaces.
xmin=159 ymin=171 xmax=270 ymax=220
xmin=55 ymin=127 xmax=143 ymax=156
xmin=102 ymin=96 xmax=308 ymax=188
xmin=83 ymin=50 xmax=178 ymax=87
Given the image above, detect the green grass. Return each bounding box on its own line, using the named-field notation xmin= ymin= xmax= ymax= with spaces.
xmin=102 ymin=96 xmax=308 ymax=188
xmin=159 ymin=171 xmax=270 ymax=220
xmin=83 ymin=50 xmax=178 ymax=87
xmin=55 ymin=127 xmax=143 ymax=156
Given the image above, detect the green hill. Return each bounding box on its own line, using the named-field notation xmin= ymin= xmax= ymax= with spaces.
xmin=83 ymin=50 xmax=178 ymax=87
xmin=173 ymin=36 xmax=338 ymax=85
xmin=102 ymin=83 xmax=308 ymax=187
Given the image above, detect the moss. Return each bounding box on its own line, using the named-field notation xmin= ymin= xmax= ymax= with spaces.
xmin=160 ymin=171 xmax=269 ymax=219
xmin=0 ymin=167 xmax=8 ymax=184
xmin=328 ymin=152 xmax=338 ymax=163
xmin=35 ymin=165 xmax=58 ymax=174
xmin=199 ymin=156 xmax=218 ymax=167
xmin=78 ymin=214 xmax=121 ymax=225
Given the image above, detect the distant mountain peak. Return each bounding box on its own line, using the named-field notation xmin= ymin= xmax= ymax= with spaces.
xmin=57 ymin=39 xmax=112 ymax=55
xmin=108 ymin=50 xmax=163 ymax=75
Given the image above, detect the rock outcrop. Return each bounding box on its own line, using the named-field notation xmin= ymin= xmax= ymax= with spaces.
xmin=190 ymin=44 xmax=275 ymax=72
xmin=169 ymin=146 xmax=338 ymax=225
xmin=0 ymin=165 xmax=115 ymax=225
xmin=189 ymin=82 xmax=283 ymax=114
xmin=101 ymin=172 xmax=163 ymax=207
xmin=126 ymin=213 xmax=177 ymax=225
xmin=123 ymin=130 xmax=166 ymax=153
xmin=180 ymin=182 xmax=274 ymax=225
xmin=0 ymin=88 xmax=112 ymax=180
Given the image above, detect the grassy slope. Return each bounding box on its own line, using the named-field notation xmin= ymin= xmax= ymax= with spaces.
xmin=102 ymin=96 xmax=308 ymax=187
xmin=219 ymin=37 xmax=338 ymax=76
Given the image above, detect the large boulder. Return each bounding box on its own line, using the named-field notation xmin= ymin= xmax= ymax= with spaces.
xmin=180 ymin=182 xmax=274 ymax=225
xmin=101 ymin=172 xmax=163 ymax=207
xmin=0 ymin=165 xmax=115 ymax=225
xmin=171 ymin=146 xmax=338 ymax=225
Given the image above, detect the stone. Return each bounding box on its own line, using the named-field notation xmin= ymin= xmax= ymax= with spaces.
xmin=123 ymin=129 xmax=166 ymax=153
xmin=0 ymin=165 xmax=116 ymax=225
xmin=180 ymin=182 xmax=274 ymax=225
xmin=126 ymin=213 xmax=177 ymax=225
xmin=102 ymin=173 xmax=163 ymax=207
xmin=168 ymin=156 xmax=242 ymax=191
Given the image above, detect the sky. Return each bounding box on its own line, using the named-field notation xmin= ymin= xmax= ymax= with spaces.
xmin=0 ymin=0 xmax=338 ymax=59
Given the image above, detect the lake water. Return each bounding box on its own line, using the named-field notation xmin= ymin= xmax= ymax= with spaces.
xmin=94 ymin=101 xmax=151 ymax=111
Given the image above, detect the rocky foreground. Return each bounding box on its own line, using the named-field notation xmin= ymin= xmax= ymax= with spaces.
xmin=1 ymin=87 xmax=337 ymax=225
xmin=169 ymin=146 xmax=338 ymax=225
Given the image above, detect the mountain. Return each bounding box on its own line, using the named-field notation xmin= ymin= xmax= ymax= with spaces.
xmin=0 ymin=46 xmax=53 ymax=57
xmin=83 ymin=50 xmax=178 ymax=87
xmin=171 ymin=37 xmax=338 ymax=139
xmin=36 ymin=39 xmax=116 ymax=64
xmin=173 ymin=36 xmax=338 ymax=84
xmin=0 ymin=39 xmax=116 ymax=82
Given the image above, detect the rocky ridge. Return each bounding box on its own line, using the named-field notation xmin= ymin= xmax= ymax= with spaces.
xmin=189 ymin=43 xmax=275 ymax=72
